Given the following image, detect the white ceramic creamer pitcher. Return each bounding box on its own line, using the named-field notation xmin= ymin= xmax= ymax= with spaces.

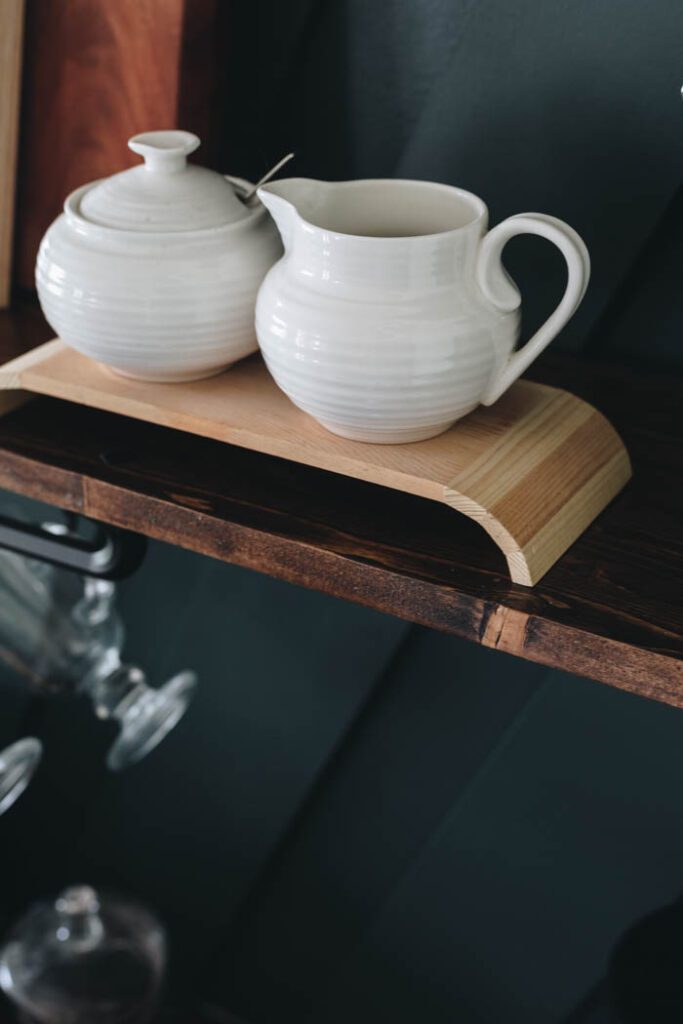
xmin=255 ymin=179 xmax=590 ymax=443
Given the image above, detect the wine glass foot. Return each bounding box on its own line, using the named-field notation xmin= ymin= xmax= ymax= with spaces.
xmin=106 ymin=671 xmax=197 ymax=771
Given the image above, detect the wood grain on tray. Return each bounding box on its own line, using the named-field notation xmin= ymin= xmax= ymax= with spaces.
xmin=0 ymin=339 xmax=631 ymax=587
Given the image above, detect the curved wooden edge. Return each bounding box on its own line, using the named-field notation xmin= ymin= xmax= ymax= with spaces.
xmin=0 ymin=340 xmax=633 ymax=588
xmin=443 ymin=389 xmax=632 ymax=586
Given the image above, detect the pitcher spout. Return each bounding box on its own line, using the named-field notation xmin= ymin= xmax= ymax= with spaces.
xmin=258 ymin=178 xmax=332 ymax=250
xmin=256 ymin=188 xmax=296 ymax=250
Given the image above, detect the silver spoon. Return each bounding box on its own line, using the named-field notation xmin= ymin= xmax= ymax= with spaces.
xmin=243 ymin=152 xmax=295 ymax=203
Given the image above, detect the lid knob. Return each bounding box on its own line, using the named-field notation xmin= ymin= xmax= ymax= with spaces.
xmin=54 ymin=885 xmax=104 ymax=950
xmin=77 ymin=129 xmax=250 ymax=231
xmin=128 ymin=130 xmax=200 ymax=175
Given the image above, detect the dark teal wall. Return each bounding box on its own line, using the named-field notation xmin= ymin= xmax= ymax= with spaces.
xmin=4 ymin=535 xmax=683 ymax=1023
xmin=224 ymin=0 xmax=683 ymax=367
xmin=1 ymin=2 xmax=683 ymax=1022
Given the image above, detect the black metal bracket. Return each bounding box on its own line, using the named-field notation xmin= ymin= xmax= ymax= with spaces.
xmin=0 ymin=515 xmax=147 ymax=579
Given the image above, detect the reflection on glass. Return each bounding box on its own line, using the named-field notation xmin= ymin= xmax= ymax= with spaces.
xmin=0 ymin=738 xmax=42 ymax=816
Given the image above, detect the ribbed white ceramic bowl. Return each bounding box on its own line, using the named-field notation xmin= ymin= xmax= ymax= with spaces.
xmin=37 ymin=179 xmax=282 ymax=383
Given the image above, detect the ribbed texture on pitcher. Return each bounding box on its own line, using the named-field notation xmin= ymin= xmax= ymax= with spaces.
xmin=256 ymin=257 xmax=516 ymax=444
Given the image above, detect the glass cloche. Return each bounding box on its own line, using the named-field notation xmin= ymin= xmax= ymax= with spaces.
xmin=0 ymin=885 xmax=166 ymax=1023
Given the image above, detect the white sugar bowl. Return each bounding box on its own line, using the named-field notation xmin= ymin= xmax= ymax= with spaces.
xmin=36 ymin=131 xmax=282 ymax=382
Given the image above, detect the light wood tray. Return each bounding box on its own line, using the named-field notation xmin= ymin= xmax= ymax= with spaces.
xmin=0 ymin=340 xmax=632 ymax=586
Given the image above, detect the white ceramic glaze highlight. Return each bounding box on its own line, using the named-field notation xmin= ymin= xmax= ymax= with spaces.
xmin=36 ymin=132 xmax=282 ymax=382
xmin=255 ymin=178 xmax=590 ymax=443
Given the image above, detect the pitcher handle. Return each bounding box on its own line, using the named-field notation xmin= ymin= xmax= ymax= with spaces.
xmin=476 ymin=213 xmax=590 ymax=405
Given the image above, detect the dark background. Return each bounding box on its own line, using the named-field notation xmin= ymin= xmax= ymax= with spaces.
xmin=2 ymin=1 xmax=683 ymax=1021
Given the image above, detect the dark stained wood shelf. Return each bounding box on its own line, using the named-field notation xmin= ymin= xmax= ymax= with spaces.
xmin=0 ymin=299 xmax=681 ymax=706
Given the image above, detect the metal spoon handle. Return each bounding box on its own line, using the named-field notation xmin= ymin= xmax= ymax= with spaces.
xmin=243 ymin=152 xmax=295 ymax=202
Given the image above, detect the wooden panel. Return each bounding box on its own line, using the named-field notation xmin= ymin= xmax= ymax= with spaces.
xmin=0 ymin=340 xmax=631 ymax=586
xmin=0 ymin=0 xmax=25 ymax=306
xmin=14 ymin=0 xmax=225 ymax=288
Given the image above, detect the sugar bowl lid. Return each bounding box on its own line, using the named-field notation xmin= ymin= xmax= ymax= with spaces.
xmin=78 ymin=130 xmax=250 ymax=232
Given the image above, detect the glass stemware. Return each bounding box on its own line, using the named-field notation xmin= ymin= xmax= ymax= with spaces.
xmin=0 ymin=541 xmax=196 ymax=771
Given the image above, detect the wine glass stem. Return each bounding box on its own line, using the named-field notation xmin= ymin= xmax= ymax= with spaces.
xmin=82 ymin=654 xmax=148 ymax=722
